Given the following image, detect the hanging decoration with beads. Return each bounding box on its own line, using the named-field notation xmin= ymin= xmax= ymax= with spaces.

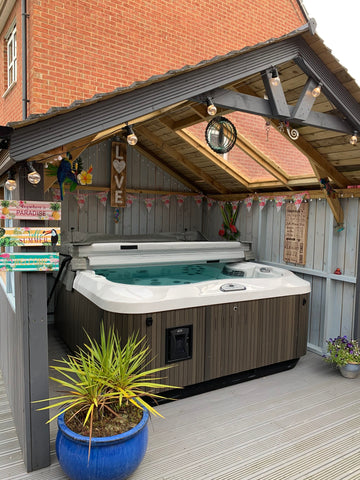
xmin=320 ymin=178 xmax=336 ymax=198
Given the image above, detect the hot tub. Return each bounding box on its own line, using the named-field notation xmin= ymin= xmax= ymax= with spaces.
xmin=55 ymin=240 xmax=310 ymax=390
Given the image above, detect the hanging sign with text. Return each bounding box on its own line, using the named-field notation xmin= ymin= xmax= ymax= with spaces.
xmin=111 ymin=142 xmax=127 ymax=208
xmin=0 ymin=227 xmax=61 ymax=247
xmin=283 ymin=202 xmax=309 ymax=265
xmin=0 ymin=253 xmax=59 ymax=272
xmin=0 ymin=200 xmax=61 ymax=221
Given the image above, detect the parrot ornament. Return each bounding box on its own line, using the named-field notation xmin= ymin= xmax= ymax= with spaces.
xmin=57 ymin=155 xmax=78 ymax=201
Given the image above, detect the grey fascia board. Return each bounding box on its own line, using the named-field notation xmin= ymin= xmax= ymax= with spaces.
xmin=9 ymin=39 xmax=301 ymax=162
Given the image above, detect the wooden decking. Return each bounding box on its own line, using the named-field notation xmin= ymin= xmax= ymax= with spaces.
xmin=1 ymin=327 xmax=360 ymax=479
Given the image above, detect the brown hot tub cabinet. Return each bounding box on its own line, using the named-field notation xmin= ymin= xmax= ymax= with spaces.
xmin=55 ymin=287 xmax=309 ymax=389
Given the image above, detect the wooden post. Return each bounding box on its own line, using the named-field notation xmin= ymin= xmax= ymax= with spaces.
xmin=16 ymin=163 xmax=50 ymax=471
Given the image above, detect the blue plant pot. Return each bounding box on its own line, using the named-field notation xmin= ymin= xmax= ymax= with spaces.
xmin=56 ymin=409 xmax=149 ymax=480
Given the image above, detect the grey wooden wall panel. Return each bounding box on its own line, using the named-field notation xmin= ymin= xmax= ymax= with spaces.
xmin=203 ymin=198 xmax=360 ymax=350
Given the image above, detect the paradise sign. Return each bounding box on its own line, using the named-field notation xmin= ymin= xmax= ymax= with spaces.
xmin=0 ymin=253 xmax=59 ymax=272
xmin=0 ymin=227 xmax=60 ymax=247
xmin=0 ymin=200 xmax=61 ymax=221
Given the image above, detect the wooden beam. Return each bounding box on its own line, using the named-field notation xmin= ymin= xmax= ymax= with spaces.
xmin=291 ymin=78 xmax=318 ymax=122
xmin=133 ymin=143 xmax=201 ymax=192
xmin=173 ymin=128 xmax=252 ymax=189
xmin=262 ymin=68 xmax=290 ymax=118
xmin=210 ymin=88 xmax=353 ymax=134
xmin=171 ymin=105 xmax=290 ymax=187
xmin=90 ymin=101 xmax=188 ymax=142
xmin=136 ymin=125 xmax=229 ymax=194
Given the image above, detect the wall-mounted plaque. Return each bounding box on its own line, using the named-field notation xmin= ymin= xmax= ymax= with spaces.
xmin=0 ymin=200 xmax=61 ymax=221
xmin=0 ymin=227 xmax=60 ymax=247
xmin=283 ymin=202 xmax=309 ymax=265
xmin=111 ymin=142 xmax=127 ymax=208
xmin=0 ymin=253 xmax=59 ymax=271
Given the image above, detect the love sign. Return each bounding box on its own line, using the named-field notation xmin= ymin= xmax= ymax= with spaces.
xmin=111 ymin=142 xmax=127 ymax=207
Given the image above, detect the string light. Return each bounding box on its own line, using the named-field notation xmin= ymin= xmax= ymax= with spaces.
xmin=206 ymin=97 xmax=217 ymax=116
xmin=350 ymin=131 xmax=358 ymax=146
xmin=125 ymin=125 xmax=138 ymax=145
xmin=270 ymin=67 xmax=280 ymax=87
xmin=4 ymin=170 xmax=16 ymax=191
xmin=27 ymin=162 xmax=41 ymax=185
xmin=312 ymin=82 xmax=322 ymax=98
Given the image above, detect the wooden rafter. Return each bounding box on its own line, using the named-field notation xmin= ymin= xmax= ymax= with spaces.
xmin=166 ymin=127 xmax=252 ymax=189
xmin=136 ymin=125 xmax=229 ymax=194
xmin=167 ymin=105 xmax=291 ymax=189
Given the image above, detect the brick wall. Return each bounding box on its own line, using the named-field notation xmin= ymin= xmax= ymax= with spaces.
xmin=0 ymin=0 xmax=306 ymax=122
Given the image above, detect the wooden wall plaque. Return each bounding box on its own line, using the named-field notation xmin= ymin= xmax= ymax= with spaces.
xmin=111 ymin=142 xmax=127 ymax=208
xmin=283 ymin=202 xmax=309 ymax=265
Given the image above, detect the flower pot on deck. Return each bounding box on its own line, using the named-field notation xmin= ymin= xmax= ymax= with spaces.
xmin=339 ymin=363 xmax=360 ymax=379
xmin=56 ymin=409 xmax=149 ymax=480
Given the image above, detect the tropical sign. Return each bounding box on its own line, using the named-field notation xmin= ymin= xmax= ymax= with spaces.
xmin=0 ymin=253 xmax=59 ymax=271
xmin=0 ymin=227 xmax=61 ymax=247
xmin=0 ymin=200 xmax=61 ymax=221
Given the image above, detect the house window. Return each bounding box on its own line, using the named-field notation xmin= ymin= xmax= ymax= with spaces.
xmin=7 ymin=25 xmax=17 ymax=88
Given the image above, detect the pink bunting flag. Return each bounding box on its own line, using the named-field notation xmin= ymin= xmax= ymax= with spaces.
xmin=52 ymin=188 xmax=61 ymax=202
xmin=161 ymin=195 xmax=171 ymax=208
xmin=75 ymin=191 xmax=88 ymax=209
xmin=244 ymin=196 xmax=253 ymax=212
xmin=176 ymin=195 xmax=186 ymax=208
xmin=207 ymin=198 xmax=215 ymax=210
xmin=275 ymin=196 xmax=286 ymax=212
xmin=144 ymin=198 xmax=155 ymax=213
xmin=293 ymin=192 xmax=307 ymax=211
xmin=217 ymin=200 xmax=225 ymax=210
xmin=95 ymin=191 xmax=108 ymax=207
xmin=231 ymin=200 xmax=239 ymax=212
xmin=258 ymin=196 xmax=268 ymax=211
xmin=194 ymin=195 xmax=203 ymax=208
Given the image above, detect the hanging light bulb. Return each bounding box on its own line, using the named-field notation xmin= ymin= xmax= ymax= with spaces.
xmin=270 ymin=67 xmax=280 ymax=87
xmin=5 ymin=170 xmax=16 ymax=191
xmin=350 ymin=131 xmax=358 ymax=146
xmin=125 ymin=125 xmax=138 ymax=146
xmin=312 ymin=82 xmax=322 ymax=98
xmin=206 ymin=97 xmax=217 ymax=116
xmin=27 ymin=162 xmax=41 ymax=185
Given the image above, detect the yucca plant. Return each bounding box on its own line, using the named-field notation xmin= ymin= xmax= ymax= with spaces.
xmin=36 ymin=323 xmax=179 ymax=446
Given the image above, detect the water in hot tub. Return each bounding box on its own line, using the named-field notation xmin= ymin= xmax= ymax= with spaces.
xmin=94 ymin=262 xmax=274 ymax=286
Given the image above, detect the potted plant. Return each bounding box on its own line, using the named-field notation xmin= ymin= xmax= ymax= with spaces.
xmin=36 ymin=323 xmax=179 ymax=480
xmin=218 ymin=202 xmax=240 ymax=241
xmin=324 ymin=335 xmax=360 ymax=378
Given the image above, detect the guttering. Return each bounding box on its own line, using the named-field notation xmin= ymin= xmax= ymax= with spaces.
xmin=21 ymin=0 xmax=29 ymax=119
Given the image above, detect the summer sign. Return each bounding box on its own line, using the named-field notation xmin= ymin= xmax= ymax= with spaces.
xmin=0 ymin=253 xmax=59 ymax=272
xmin=0 ymin=200 xmax=61 ymax=220
xmin=0 ymin=227 xmax=60 ymax=247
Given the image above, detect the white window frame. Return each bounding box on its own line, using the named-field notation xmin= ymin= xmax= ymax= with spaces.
xmin=6 ymin=25 xmax=17 ymax=88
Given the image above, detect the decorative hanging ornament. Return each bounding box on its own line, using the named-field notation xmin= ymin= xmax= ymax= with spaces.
xmin=75 ymin=191 xmax=88 ymax=209
xmin=51 ymin=188 xmax=61 ymax=202
xmin=114 ymin=208 xmax=120 ymax=223
xmin=161 ymin=195 xmax=171 ymax=208
xmin=265 ymin=120 xmax=271 ymax=141
xmin=144 ymin=198 xmax=155 ymax=213
xmin=95 ymin=191 xmax=108 ymax=207
xmin=293 ymin=192 xmax=307 ymax=210
xmin=176 ymin=194 xmax=186 ymax=208
xmin=207 ymin=198 xmax=215 ymax=210
xmin=205 ymin=116 xmax=237 ymax=154
xmin=245 ymin=196 xmax=253 ymax=212
xmin=258 ymin=196 xmax=268 ymax=211
xmin=194 ymin=195 xmax=203 ymax=208
xmin=275 ymin=195 xmax=286 ymax=212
